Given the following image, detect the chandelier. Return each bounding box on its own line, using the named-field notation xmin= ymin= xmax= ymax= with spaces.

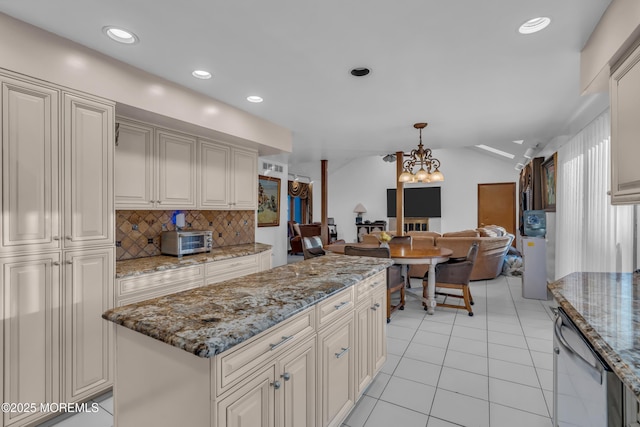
xmin=398 ymin=123 xmax=444 ymax=183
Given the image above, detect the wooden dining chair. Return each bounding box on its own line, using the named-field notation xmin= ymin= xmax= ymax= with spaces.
xmin=344 ymin=245 xmax=405 ymax=323
xmin=389 ymin=235 xmax=412 ymax=244
xmin=423 ymin=242 xmax=479 ymax=316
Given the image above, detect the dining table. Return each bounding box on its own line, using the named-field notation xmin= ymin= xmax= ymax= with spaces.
xmin=325 ymin=241 xmax=453 ymax=314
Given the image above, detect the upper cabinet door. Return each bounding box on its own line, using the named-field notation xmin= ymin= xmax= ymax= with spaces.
xmin=114 ymin=119 xmax=155 ymax=209
xmin=63 ymin=93 xmax=114 ymax=247
xmin=199 ymin=139 xmax=231 ymax=209
xmin=156 ymin=129 xmax=196 ymax=208
xmin=232 ymin=148 xmax=258 ymax=210
xmin=611 ymin=43 xmax=640 ymax=205
xmin=0 ymin=76 xmax=60 ymax=254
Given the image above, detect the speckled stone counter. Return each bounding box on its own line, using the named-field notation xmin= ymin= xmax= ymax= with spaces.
xmin=548 ymin=272 xmax=640 ymax=398
xmin=104 ymin=253 xmax=393 ymax=358
xmin=115 ymin=242 xmax=272 ymax=278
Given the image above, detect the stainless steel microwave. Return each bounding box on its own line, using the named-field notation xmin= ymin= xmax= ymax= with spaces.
xmin=161 ymin=230 xmax=213 ymax=257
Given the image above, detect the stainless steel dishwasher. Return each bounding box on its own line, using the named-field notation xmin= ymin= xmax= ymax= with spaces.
xmin=553 ymin=307 xmax=623 ymax=426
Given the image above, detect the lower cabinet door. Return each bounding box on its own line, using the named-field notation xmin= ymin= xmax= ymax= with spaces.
xmin=64 ymin=248 xmax=114 ymax=401
xmin=318 ymin=315 xmax=355 ymax=427
xmin=370 ymin=287 xmax=387 ymax=374
xmin=279 ymin=337 xmax=316 ymax=427
xmin=217 ymin=365 xmax=276 ymax=427
xmin=1 ymin=253 xmax=61 ymax=427
xmin=354 ymin=302 xmax=371 ymax=397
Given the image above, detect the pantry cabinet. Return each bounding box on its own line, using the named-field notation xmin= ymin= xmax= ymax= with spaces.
xmin=1 ymin=253 xmax=61 ymax=427
xmin=0 ymin=70 xmax=116 ymax=427
xmin=611 ymin=41 xmax=640 ymax=205
xmin=0 ymin=76 xmax=60 ymax=254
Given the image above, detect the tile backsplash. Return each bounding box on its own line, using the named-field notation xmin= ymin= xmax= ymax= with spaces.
xmin=116 ymin=210 xmax=255 ymax=260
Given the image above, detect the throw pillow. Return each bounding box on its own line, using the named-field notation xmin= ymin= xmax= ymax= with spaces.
xmin=293 ymin=223 xmax=301 ymax=237
xmin=442 ymin=230 xmax=479 ymax=238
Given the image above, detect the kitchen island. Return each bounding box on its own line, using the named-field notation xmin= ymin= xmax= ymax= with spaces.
xmin=103 ymin=253 xmax=393 ymax=427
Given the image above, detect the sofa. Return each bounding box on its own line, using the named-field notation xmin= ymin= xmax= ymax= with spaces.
xmin=288 ymin=222 xmax=322 ymax=254
xmin=368 ymin=226 xmax=514 ymax=281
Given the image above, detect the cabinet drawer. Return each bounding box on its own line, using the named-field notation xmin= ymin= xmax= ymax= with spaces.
xmin=116 ymin=279 xmax=202 ymax=307
xmin=205 ymin=255 xmax=259 ymax=285
xmin=215 ymin=307 xmax=315 ymax=396
xmin=355 ymin=272 xmax=386 ymax=303
xmin=117 ymin=265 xmax=205 ymax=299
xmin=317 ymin=287 xmax=354 ymax=329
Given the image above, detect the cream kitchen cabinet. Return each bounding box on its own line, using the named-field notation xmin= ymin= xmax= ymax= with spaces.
xmin=355 ymin=285 xmax=386 ymax=396
xmin=198 ymin=138 xmax=258 ymax=210
xmin=0 ymin=75 xmax=60 ymax=255
xmin=115 ymin=119 xmax=197 ymax=209
xmin=63 ymin=93 xmax=114 ymax=247
xmin=611 ymin=41 xmax=640 ymax=204
xmin=1 ymin=253 xmax=61 ymax=427
xmin=63 ymin=248 xmax=114 ymax=402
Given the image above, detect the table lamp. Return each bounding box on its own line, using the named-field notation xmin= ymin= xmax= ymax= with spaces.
xmin=353 ymin=203 xmax=367 ymax=224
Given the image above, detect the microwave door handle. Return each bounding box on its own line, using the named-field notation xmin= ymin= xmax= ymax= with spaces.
xmin=554 ymin=315 xmax=603 ymax=384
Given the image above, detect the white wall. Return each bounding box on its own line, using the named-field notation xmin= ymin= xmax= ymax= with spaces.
xmin=327 ymin=149 xmax=519 ymax=243
xmin=255 ymin=159 xmax=289 ymax=267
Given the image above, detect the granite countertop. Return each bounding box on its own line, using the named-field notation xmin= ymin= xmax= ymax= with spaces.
xmin=104 ymin=253 xmax=394 ymax=358
xmin=548 ymin=272 xmax=640 ymax=398
xmin=116 ymin=243 xmax=272 ymax=278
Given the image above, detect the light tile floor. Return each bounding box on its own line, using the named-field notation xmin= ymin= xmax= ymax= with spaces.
xmin=40 ymin=274 xmax=555 ymax=427
xmin=343 ymin=274 xmax=556 ymax=427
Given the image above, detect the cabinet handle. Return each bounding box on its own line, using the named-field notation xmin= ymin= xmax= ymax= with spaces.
xmin=157 ymin=200 xmax=162 ymax=204
xmin=52 ymin=261 xmax=60 ymax=266
xmin=335 ymin=347 xmax=350 ymax=359
xmin=270 ymin=335 xmax=294 ymax=351
xmin=334 ymin=301 xmax=348 ymax=310
xmin=270 ymin=381 xmax=281 ymax=390
xmin=371 ymin=303 xmax=381 ymax=311
xmin=65 ymin=236 xmax=72 ymax=240
xmin=65 ymin=260 xmax=73 ymax=265
xmin=150 ymin=200 xmax=156 ymax=203
xmin=53 ymin=236 xmax=60 ymax=241
xmin=281 ymin=372 xmax=291 ymax=381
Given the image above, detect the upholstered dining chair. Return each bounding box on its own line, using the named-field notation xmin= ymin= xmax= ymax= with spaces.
xmin=302 ymin=236 xmax=326 ymax=260
xmin=423 ymin=242 xmax=479 ymax=316
xmin=389 ymin=235 xmax=412 ymax=245
xmin=344 ymin=246 xmax=405 ymax=323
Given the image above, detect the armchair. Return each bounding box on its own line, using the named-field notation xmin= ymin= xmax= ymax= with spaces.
xmin=344 ymin=246 xmax=405 ymax=323
xmin=423 ymin=242 xmax=479 ymax=316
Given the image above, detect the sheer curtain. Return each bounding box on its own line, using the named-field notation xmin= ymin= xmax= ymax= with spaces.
xmin=555 ymin=109 xmax=635 ymax=279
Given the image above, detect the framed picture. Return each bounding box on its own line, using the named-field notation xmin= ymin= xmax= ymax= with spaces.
xmin=541 ymin=152 xmax=557 ymax=212
xmin=258 ymin=175 xmax=281 ymax=227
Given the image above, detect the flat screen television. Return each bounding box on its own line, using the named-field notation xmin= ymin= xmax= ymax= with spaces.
xmin=387 ymin=187 xmax=441 ymax=218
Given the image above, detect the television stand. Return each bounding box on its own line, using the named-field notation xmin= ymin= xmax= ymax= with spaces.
xmin=389 ymin=217 xmax=429 ymax=233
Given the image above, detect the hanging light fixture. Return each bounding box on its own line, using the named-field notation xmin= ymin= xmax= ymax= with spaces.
xmin=398 ymin=123 xmax=444 ymax=183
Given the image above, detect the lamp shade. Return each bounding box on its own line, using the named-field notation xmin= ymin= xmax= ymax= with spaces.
xmin=353 ymin=203 xmax=367 ymax=214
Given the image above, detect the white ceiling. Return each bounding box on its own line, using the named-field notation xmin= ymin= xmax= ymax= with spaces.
xmin=0 ymin=0 xmax=612 ymax=169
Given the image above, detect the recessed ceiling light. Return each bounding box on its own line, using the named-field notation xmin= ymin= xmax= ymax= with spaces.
xmin=475 ymin=144 xmax=515 ymax=159
xmin=103 ymin=26 xmax=138 ymax=44
xmin=518 ymin=17 xmax=551 ymax=34
xmin=247 ymin=96 xmax=263 ymax=103
xmin=351 ymin=67 xmax=370 ymax=77
xmin=515 ymin=163 xmax=525 ymax=171
xmin=512 ymin=140 xmax=524 ymax=145
xmin=192 ymin=70 xmax=212 ymax=79
xmin=523 ymin=147 xmax=536 ymax=159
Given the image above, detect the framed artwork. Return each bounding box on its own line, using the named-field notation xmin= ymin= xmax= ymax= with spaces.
xmin=541 ymin=152 xmax=557 ymax=212
xmin=258 ymin=175 xmax=281 ymax=227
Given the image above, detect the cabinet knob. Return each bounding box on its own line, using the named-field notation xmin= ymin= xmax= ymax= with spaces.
xmin=554 ymin=347 xmax=560 ymax=355
xmin=65 ymin=260 xmax=73 ymax=265
xmin=281 ymin=372 xmax=291 ymax=381
xmin=157 ymin=200 xmax=162 ymax=204
xmin=52 ymin=261 xmax=60 ymax=266
xmin=65 ymin=236 xmax=72 ymax=240
xmin=53 ymin=236 xmax=60 ymax=241
xmin=270 ymin=381 xmax=281 ymax=390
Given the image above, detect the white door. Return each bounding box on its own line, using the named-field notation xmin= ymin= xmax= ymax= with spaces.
xmin=232 ymin=148 xmax=258 ymax=210
xmin=63 ymin=248 xmax=114 ymax=401
xmin=63 ymin=93 xmax=114 ymax=247
xmin=0 ymin=76 xmax=60 ymax=254
xmin=157 ymin=129 xmax=196 ymax=208
xmin=2 ymin=253 xmax=61 ymax=427
xmin=199 ymin=139 xmax=231 ymax=208
xmin=114 ymin=119 xmax=155 ymax=208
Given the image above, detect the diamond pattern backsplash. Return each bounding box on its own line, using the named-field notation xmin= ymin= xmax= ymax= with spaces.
xmin=116 ymin=210 xmax=255 ymax=260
